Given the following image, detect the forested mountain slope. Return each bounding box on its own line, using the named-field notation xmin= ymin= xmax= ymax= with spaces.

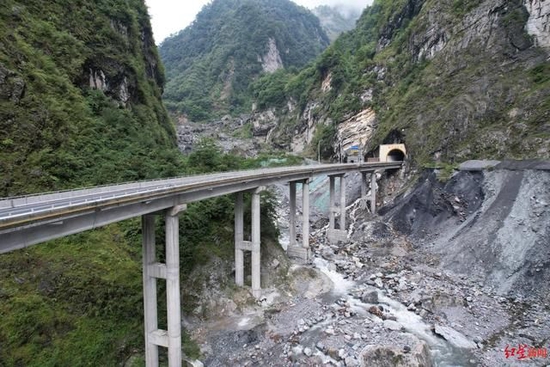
xmin=251 ymin=0 xmax=550 ymax=164
xmin=0 ymin=0 xmax=183 ymax=197
xmin=0 ymin=3 xmax=287 ymax=365
xmin=159 ymin=0 xmax=330 ymax=121
xmin=0 ymin=1 xmax=183 ymax=365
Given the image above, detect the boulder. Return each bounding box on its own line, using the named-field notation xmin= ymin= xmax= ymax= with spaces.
xmin=360 ymin=339 xmax=433 ymax=367
xmin=368 ymin=306 xmax=384 ymax=318
xmin=383 ymin=320 xmax=403 ymax=331
xmin=433 ymin=325 xmax=477 ymax=349
xmin=361 ymin=290 xmax=379 ymax=304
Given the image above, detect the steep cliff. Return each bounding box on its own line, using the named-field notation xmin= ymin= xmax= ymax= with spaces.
xmin=0 ymin=0 xmax=182 ymax=196
xmin=159 ymin=0 xmax=330 ymax=122
xmin=0 ymin=1 xmax=184 ymax=365
xmin=252 ymin=0 xmax=550 ymax=164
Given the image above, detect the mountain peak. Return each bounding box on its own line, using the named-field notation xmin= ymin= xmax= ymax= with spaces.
xmin=160 ymin=0 xmax=330 ymax=121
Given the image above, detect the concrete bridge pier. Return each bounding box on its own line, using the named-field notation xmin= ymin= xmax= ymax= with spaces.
xmin=327 ymin=174 xmax=347 ymax=243
xmin=360 ymin=172 xmax=368 ymax=209
xmin=142 ymin=204 xmax=186 ymax=367
xmin=287 ymin=179 xmax=310 ymax=260
xmin=360 ymin=171 xmax=377 ymax=214
xmin=370 ymin=172 xmax=377 ymax=214
xmin=234 ymin=188 xmax=263 ymax=298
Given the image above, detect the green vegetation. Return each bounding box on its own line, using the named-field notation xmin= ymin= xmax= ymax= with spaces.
xmin=529 ymin=63 xmax=550 ymax=84
xmin=0 ymin=0 xmax=302 ymax=365
xmin=0 ymin=0 xmax=181 ymax=197
xmin=0 ymin=225 xmax=144 ymax=366
xmin=160 ymin=0 xmax=330 ymax=121
xmin=310 ymin=123 xmax=337 ymax=159
xmin=422 ymin=162 xmax=458 ymax=182
xmin=451 ymin=0 xmax=481 ymax=16
xmin=0 ymin=0 xmax=187 ymax=364
xmin=252 ymin=0 xmax=549 ymax=164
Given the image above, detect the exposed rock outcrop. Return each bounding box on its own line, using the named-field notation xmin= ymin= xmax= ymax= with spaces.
xmin=291 ymin=101 xmax=329 ymax=153
xmin=335 ymin=108 xmax=377 ymax=154
xmin=321 ymin=72 xmax=332 ymax=92
xmin=89 ymin=69 xmax=108 ymax=91
xmin=260 ymin=38 xmax=283 ymax=73
xmin=525 ymin=0 xmax=550 ymax=49
xmin=250 ymin=108 xmax=278 ymax=137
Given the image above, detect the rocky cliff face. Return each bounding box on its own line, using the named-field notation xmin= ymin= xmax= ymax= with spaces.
xmin=525 ymin=0 xmax=550 ymax=48
xmin=253 ymin=0 xmax=550 ymax=164
xmin=260 ymin=38 xmax=284 ymax=73
xmin=0 ymin=0 xmax=179 ymax=196
xmin=83 ymin=18 xmax=163 ymax=106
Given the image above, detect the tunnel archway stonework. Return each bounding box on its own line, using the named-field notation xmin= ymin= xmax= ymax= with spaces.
xmin=379 ymin=144 xmax=407 ymax=162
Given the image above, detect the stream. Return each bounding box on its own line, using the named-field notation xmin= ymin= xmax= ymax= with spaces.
xmin=266 ymin=170 xmax=478 ymax=366
xmin=313 ymin=257 xmax=477 ymax=366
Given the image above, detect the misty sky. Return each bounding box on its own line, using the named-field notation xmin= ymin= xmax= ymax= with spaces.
xmin=145 ymin=0 xmax=373 ymax=44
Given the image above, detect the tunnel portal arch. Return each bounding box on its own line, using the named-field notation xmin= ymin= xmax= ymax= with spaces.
xmin=379 ymin=144 xmax=406 ymax=162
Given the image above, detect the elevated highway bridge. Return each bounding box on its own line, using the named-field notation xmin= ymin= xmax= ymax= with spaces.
xmin=0 ymin=161 xmax=402 ymax=367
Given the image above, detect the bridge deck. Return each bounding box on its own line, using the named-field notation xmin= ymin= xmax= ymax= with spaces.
xmin=0 ymin=162 xmax=401 ymax=253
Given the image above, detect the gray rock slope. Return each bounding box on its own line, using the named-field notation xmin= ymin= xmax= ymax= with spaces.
xmin=381 ymin=161 xmax=550 ymax=302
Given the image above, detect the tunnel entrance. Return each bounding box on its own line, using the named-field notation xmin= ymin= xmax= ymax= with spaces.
xmin=379 ymin=144 xmax=407 ymax=162
xmin=386 ymin=149 xmax=405 ymax=162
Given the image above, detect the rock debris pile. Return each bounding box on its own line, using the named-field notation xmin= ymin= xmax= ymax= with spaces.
xmin=191 ymin=163 xmax=550 ymax=367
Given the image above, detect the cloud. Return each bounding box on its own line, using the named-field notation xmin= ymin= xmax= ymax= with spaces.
xmin=296 ymin=0 xmax=373 ymax=13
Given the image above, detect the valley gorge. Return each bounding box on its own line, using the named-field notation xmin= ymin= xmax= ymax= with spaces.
xmin=0 ymin=0 xmax=549 ymax=366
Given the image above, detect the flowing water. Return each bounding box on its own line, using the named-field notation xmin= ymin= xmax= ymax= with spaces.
xmin=313 ymin=258 xmax=477 ymax=366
